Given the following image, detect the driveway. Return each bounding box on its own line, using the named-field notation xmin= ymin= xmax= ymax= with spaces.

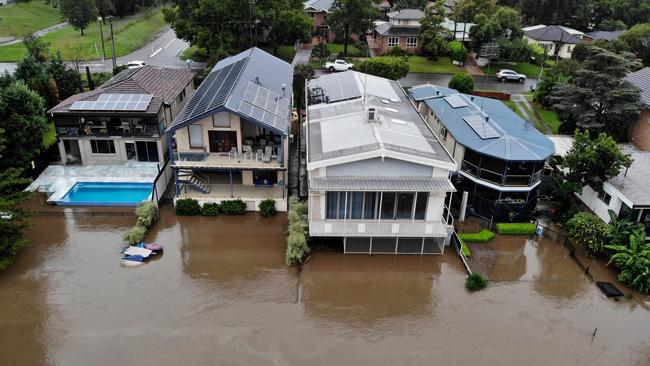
xmin=399 ymin=72 xmax=538 ymax=94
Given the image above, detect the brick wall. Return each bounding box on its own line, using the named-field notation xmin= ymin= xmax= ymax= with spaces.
xmin=374 ymin=35 xmax=421 ymax=55
xmin=629 ymin=108 xmax=650 ymax=151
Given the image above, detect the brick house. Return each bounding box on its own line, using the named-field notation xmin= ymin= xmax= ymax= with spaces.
xmin=626 ymin=67 xmax=650 ymax=151
xmin=371 ymin=9 xmax=424 ymax=55
xmin=304 ymin=0 xmax=336 ymax=42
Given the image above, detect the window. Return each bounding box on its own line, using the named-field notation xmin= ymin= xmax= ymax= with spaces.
xmin=349 ymin=192 xmax=364 ymax=219
xmin=406 ymin=37 xmax=418 ymax=48
xmin=90 ymin=139 xmax=115 ymax=154
xmin=326 ymin=192 xmax=339 ymax=219
xmin=396 ymin=193 xmax=414 ymax=219
xmin=440 ymin=126 xmax=448 ymax=140
xmin=388 ymin=37 xmax=399 ymax=47
xmin=212 ymin=112 xmax=231 ymax=128
xmin=325 ymin=192 xmax=426 ymax=220
xmin=414 ymin=192 xmax=428 ymax=220
xmin=188 ymin=124 xmax=203 ymax=148
xmin=598 ymin=190 xmax=611 ymax=205
xmin=364 ymin=192 xmax=377 ymax=219
xmin=381 ymin=192 xmax=397 ymax=219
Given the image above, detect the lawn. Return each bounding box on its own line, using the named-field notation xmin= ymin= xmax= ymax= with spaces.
xmin=502 ymin=100 xmax=525 ymax=119
xmin=276 ymin=45 xmax=296 ymax=62
xmin=524 ymin=93 xmax=562 ymax=134
xmin=407 ymin=56 xmax=464 ymax=74
xmin=42 ymin=121 xmax=56 ymax=149
xmin=327 ymin=43 xmax=362 ymax=57
xmin=0 ymin=9 xmax=167 ymax=62
xmin=0 ymin=1 xmax=61 ymax=38
xmin=518 ymin=100 xmax=546 ymax=132
xmin=482 ymin=62 xmax=544 ymax=78
xmin=180 ymin=45 xmax=209 ymax=63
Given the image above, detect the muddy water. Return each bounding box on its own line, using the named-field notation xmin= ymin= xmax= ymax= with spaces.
xmin=1 ymin=203 xmax=650 ymax=365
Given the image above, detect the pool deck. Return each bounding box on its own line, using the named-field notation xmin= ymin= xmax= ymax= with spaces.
xmin=27 ymin=162 xmax=160 ymax=204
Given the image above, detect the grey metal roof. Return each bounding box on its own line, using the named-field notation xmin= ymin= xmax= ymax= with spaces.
xmin=304 ymin=0 xmax=334 ymax=12
xmin=307 ymin=71 xmax=455 ymax=167
xmin=423 ymin=92 xmax=555 ymax=162
xmin=409 ymin=84 xmax=456 ymax=101
xmin=625 ymin=67 xmax=650 ymax=107
xmin=586 ymin=30 xmax=625 ymax=42
xmin=524 ymin=25 xmax=585 ymax=44
xmin=387 ymin=9 xmax=425 ymax=20
xmin=609 ymin=152 xmax=650 ymax=206
xmin=168 ymin=47 xmax=292 ymax=135
xmin=375 ymin=23 xmax=421 ymax=37
xmin=310 ymin=176 xmax=456 ymax=192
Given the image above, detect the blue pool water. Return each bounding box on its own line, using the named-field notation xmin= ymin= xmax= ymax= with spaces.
xmin=58 ymin=182 xmax=153 ymax=206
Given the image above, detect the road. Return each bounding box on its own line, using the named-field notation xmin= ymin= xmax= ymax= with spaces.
xmin=0 ymin=28 xmax=205 ymax=74
xmin=399 ymin=72 xmax=538 ymax=94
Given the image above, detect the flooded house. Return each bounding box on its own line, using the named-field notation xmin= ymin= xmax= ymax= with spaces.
xmin=306 ymin=71 xmax=457 ymax=255
xmin=49 ymin=66 xmax=195 ymax=166
xmin=165 ymin=47 xmax=292 ymax=211
xmin=409 ymin=85 xmax=555 ymax=221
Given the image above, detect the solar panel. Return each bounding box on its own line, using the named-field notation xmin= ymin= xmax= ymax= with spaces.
xmin=70 ymin=93 xmax=153 ymax=111
xmin=463 ymin=114 xmax=500 ymax=139
xmin=308 ymin=72 xmax=361 ymax=104
xmin=444 ymin=95 xmax=468 ymax=108
xmin=237 ymin=81 xmax=291 ymax=133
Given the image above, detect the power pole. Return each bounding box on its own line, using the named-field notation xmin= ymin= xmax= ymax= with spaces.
xmin=98 ymin=17 xmax=106 ymax=60
xmin=249 ymin=0 xmax=255 ymax=48
xmin=109 ymin=16 xmax=116 ymax=70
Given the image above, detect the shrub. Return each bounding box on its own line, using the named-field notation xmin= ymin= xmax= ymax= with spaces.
xmin=354 ymin=56 xmax=410 ymax=80
xmin=448 ymin=40 xmax=467 ymax=63
xmin=387 ymin=45 xmax=407 ymax=57
xmin=289 ymin=197 xmax=308 ymax=217
xmin=285 ymin=195 xmax=310 ymax=265
xmin=123 ymin=225 xmax=146 ymax=245
xmin=495 ymin=222 xmax=537 ymax=235
xmin=465 ymin=272 xmax=488 ymax=291
xmin=135 ymin=201 xmax=158 ymax=229
xmin=286 ymin=230 xmax=310 ymax=265
xmin=175 ymin=198 xmax=201 ymax=216
xmin=448 ymin=72 xmax=474 ymax=94
xmin=566 ymin=212 xmax=610 ymax=255
xmin=220 ymin=199 xmax=247 ymax=215
xmin=458 ymin=229 xmax=495 ymax=243
xmin=200 ymin=202 xmax=221 ymax=216
xmin=460 ymin=240 xmax=471 ymax=257
xmin=259 ymin=199 xmax=277 ymax=217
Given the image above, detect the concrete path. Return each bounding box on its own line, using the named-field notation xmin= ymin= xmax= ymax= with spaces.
xmin=0 ymin=21 xmax=68 ymax=46
xmin=464 ymin=52 xmax=485 ymax=76
xmin=292 ymin=44 xmax=313 ymax=66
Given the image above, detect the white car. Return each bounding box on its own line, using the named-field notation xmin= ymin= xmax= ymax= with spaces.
xmin=325 ymin=60 xmax=354 ymax=72
xmin=495 ymin=69 xmax=526 ymax=83
xmin=126 ymin=61 xmax=146 ymax=69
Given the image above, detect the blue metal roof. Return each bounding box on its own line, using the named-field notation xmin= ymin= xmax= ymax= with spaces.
xmin=423 ymin=93 xmax=554 ymax=162
xmin=168 ymin=47 xmax=293 ymax=135
xmin=409 ymin=84 xmax=457 ymax=101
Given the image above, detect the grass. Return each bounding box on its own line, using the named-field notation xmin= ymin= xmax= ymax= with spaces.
xmin=458 ymin=229 xmax=495 ymax=243
xmin=482 ymin=62 xmax=544 ymax=78
xmin=0 ymin=9 xmax=167 ymax=62
xmin=495 ymin=222 xmax=538 ymax=235
xmin=0 ymin=1 xmax=61 ymax=38
xmin=465 ymin=272 xmax=488 ymax=291
xmin=503 ymin=100 xmax=525 ymax=119
xmin=518 ymin=100 xmax=547 ymax=132
xmin=407 ymin=56 xmax=463 ymax=74
xmin=461 ymin=241 xmax=471 ymax=257
xmin=179 ymin=45 xmax=208 ymax=63
xmin=42 ymin=121 xmax=56 ymax=149
xmin=523 ymin=94 xmax=561 ymax=134
xmin=327 ymin=43 xmax=362 ymax=57
xmin=276 ymin=45 xmax=296 ymax=62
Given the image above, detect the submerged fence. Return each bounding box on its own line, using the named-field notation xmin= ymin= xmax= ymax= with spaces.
xmin=450 ymin=231 xmax=472 ymax=275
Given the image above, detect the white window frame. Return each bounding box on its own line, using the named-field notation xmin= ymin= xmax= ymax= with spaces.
xmin=212 ymin=112 xmax=231 ymax=128
xmin=406 ymin=37 xmax=418 ymax=48
xmin=387 ymin=37 xmax=399 ymax=47
xmin=188 ymin=124 xmax=204 ymax=148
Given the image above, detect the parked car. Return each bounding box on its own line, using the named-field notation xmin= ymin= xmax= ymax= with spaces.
xmin=126 ymin=61 xmax=146 ymax=69
xmin=495 ymin=69 xmax=526 ymax=83
xmin=325 ymin=60 xmax=354 ymax=72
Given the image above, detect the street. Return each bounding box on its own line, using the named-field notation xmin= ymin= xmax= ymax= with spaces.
xmin=399 ymin=72 xmax=538 ymax=93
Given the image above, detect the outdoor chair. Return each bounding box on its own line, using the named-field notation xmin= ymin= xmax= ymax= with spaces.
xmin=243 ymin=146 xmax=253 ymax=160
xmin=229 ymin=147 xmax=237 ymax=160
xmin=263 ymin=146 xmax=272 ymax=163
xmin=256 ymin=148 xmax=263 ymax=161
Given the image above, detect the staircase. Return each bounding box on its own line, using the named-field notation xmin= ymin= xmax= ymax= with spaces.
xmin=177 ymin=169 xmax=211 ymax=194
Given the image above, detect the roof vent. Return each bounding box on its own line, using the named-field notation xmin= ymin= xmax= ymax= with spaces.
xmin=281 ymin=83 xmax=287 ymax=97
xmin=470 ymin=96 xmax=475 ymax=102
xmin=436 ymin=90 xmax=440 ymax=96
xmin=368 ymin=107 xmax=377 ymax=123
xmin=254 ymin=76 xmax=260 ymax=85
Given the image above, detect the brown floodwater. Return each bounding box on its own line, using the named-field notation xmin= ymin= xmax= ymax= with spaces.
xmin=2 ymin=200 xmax=650 ymax=365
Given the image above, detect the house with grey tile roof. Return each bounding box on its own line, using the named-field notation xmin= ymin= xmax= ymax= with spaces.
xmin=586 ymin=30 xmax=625 ymax=42
xmin=165 ymin=47 xmax=293 ymax=212
xmin=48 ymin=66 xmax=194 ymax=166
xmin=625 ymin=67 xmax=650 ymax=151
xmin=371 ymin=9 xmax=425 ymax=54
xmin=304 ymin=0 xmax=337 ymax=42
xmin=409 ymin=84 xmax=555 ymax=221
xmin=523 ymin=24 xmax=592 ymax=59
xmin=306 ymin=71 xmax=457 ymax=255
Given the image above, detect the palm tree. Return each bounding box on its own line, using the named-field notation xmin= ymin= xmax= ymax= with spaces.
xmin=605 ymin=228 xmax=650 ymax=294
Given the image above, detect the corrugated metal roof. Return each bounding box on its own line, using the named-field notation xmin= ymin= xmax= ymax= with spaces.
xmin=625 ymin=67 xmax=650 ymax=107
xmin=409 ymin=85 xmax=456 ymax=101
xmin=423 ymin=93 xmax=554 ymax=161
xmin=609 ymin=152 xmax=650 ymax=206
xmin=310 ymin=176 xmax=456 ymax=192
xmin=586 ymin=30 xmax=625 ymax=42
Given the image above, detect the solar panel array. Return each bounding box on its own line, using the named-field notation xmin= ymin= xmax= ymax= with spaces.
xmin=463 ymin=114 xmax=500 ymax=139
xmin=172 ymin=59 xmax=247 ymax=127
xmin=238 ymin=81 xmax=291 ymax=132
xmin=308 ymin=72 xmax=361 ymax=103
xmin=70 ymin=93 xmax=153 ymax=111
xmin=444 ymin=95 xmax=468 ymax=108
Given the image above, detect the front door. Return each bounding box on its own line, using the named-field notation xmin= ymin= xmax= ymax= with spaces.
xmin=208 ymin=131 xmax=237 ymax=153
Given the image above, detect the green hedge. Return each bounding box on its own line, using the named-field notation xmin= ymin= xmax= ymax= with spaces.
xmin=458 ymin=229 xmax=495 ymax=243
xmin=461 ymin=241 xmax=471 ymax=257
xmin=286 ymin=197 xmax=310 ymax=265
xmin=123 ymin=201 xmax=159 ymax=244
xmin=200 ymin=202 xmax=221 ymax=216
xmin=258 ymin=199 xmax=277 ymax=217
xmin=496 ymin=222 xmax=537 ymax=235
xmin=220 ymin=199 xmax=247 ymax=215
xmin=175 ymin=198 xmax=201 ymax=216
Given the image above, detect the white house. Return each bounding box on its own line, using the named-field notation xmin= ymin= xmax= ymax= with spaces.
xmin=306 ymin=71 xmax=457 ymax=255
xmin=523 ymin=25 xmax=592 ymax=59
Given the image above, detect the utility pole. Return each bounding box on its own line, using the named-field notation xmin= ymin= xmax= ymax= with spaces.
xmin=249 ymin=0 xmax=255 ymax=48
xmin=109 ymin=16 xmax=117 ymax=70
xmin=98 ymin=17 xmax=106 ymax=60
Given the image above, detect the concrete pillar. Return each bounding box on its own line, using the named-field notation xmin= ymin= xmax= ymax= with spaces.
xmin=459 ymin=190 xmax=469 ymax=222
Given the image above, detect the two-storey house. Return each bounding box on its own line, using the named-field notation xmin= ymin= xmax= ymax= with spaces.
xmin=372 ymin=9 xmax=424 ymax=54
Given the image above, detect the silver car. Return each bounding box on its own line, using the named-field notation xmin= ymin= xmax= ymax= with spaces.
xmin=496 ymin=69 xmax=526 ymax=83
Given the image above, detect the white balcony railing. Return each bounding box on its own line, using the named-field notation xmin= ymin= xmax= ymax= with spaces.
xmin=309 ymin=220 xmax=448 ymax=237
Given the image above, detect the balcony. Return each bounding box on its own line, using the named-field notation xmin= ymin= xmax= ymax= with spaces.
xmin=461 ymin=160 xmax=542 ymax=188
xmin=56 ymin=122 xmax=161 ymax=138
xmin=172 ymin=150 xmax=283 ymax=170
xmin=179 ymin=183 xmax=284 ymax=199
xmin=309 ymin=219 xmax=448 ymax=238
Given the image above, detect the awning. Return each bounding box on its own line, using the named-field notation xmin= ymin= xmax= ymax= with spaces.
xmin=309 ymin=176 xmax=456 ymax=192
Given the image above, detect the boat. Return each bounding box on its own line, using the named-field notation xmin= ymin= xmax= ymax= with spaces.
xmin=136 ymin=242 xmax=163 ymax=253
xmin=122 ymin=246 xmax=153 ymax=258
xmin=121 ymin=255 xmax=147 ymax=266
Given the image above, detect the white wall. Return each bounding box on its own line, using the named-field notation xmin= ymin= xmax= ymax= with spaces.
xmin=424 ymin=104 xmax=465 ymax=169
xmin=576 ymin=184 xmax=624 ymax=223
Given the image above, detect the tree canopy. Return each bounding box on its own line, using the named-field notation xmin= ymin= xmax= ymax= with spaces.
xmin=329 ymin=0 xmax=377 ymax=57
xmin=59 ymin=0 xmax=98 ymax=36
xmin=620 ymin=23 xmax=650 ymax=67
xmin=469 ymin=6 xmax=523 ymax=55
xmin=419 ymin=0 xmax=448 ymax=59
xmin=448 ymin=72 xmax=474 ymax=94
xmin=453 ymin=0 xmax=497 ymax=22
xmin=0 ymin=168 xmax=31 ymax=270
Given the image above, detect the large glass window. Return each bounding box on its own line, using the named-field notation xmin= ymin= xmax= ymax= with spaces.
xmin=396 ymin=193 xmax=414 ymax=219
xmin=188 ymin=124 xmax=203 ymax=148
xmin=414 ymin=192 xmax=428 ymax=220
xmin=349 ymin=192 xmax=364 ymax=219
xmin=381 ymin=192 xmax=396 ymax=219
xmin=406 ymin=37 xmax=418 ymax=48
xmin=364 ymin=192 xmax=377 ymax=219
xmin=338 ymin=192 xmax=347 ymax=219
xmin=326 ymin=192 xmax=338 ymax=219
xmin=212 ymin=112 xmax=231 ymax=128
xmin=90 ymin=139 xmax=115 ymax=154
xmin=325 ymin=192 xmax=428 ymax=220
xmin=388 ymin=37 xmax=399 ymax=47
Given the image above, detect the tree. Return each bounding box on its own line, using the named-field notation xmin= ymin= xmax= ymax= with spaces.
xmin=329 ymin=0 xmax=377 ymax=57
xmin=354 ymin=56 xmax=409 ymax=80
xmin=419 ymin=0 xmax=448 ymax=59
xmin=534 ymin=59 xmax=580 ymax=104
xmin=453 ymin=0 xmax=497 ymax=22
xmin=94 ymin=0 xmax=115 ymax=21
xmin=15 ymin=55 xmax=59 ymax=109
xmin=547 ymin=46 xmax=642 ymax=140
xmin=469 ymin=6 xmax=523 ymax=54
xmin=47 ymin=52 xmax=83 ymax=100
xmin=393 ymin=0 xmax=427 ymax=10
xmin=0 ymin=82 xmax=48 ymax=170
xmin=22 ymin=34 xmax=49 ymax=62
xmin=620 ymin=23 xmax=650 ymax=66
xmin=60 ymin=0 xmax=97 ymax=36
xmin=448 ymin=40 xmax=467 ymax=64
xmin=266 ymin=8 xmax=312 ymax=53
xmin=448 ymin=72 xmax=474 ymax=94
xmin=566 ymin=212 xmax=610 ymax=256
xmin=562 ymin=130 xmax=633 ymax=193
xmin=0 ymin=168 xmax=31 ymax=270
xmin=605 ymin=228 xmax=650 ymax=294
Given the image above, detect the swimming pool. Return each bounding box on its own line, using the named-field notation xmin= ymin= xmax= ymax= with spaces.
xmin=58 ymin=182 xmax=153 ymax=206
